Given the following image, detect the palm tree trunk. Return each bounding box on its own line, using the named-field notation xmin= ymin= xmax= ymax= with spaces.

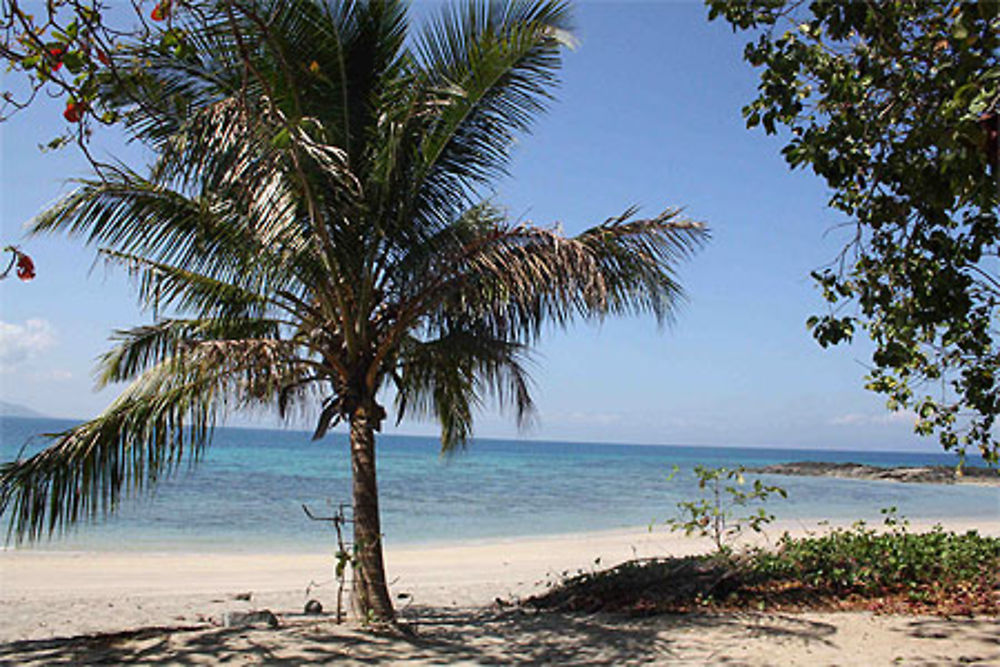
xmin=349 ymin=404 xmax=395 ymax=622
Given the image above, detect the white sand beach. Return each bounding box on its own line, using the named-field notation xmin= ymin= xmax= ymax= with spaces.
xmin=2 ymin=518 xmax=999 ymax=664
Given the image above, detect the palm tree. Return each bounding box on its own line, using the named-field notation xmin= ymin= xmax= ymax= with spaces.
xmin=0 ymin=0 xmax=705 ymax=622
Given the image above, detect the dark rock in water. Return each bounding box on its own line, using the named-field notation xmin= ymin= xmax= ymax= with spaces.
xmin=222 ymin=609 xmax=280 ymax=628
xmin=304 ymin=599 xmax=323 ymax=615
xmin=746 ymin=461 xmax=999 ymax=486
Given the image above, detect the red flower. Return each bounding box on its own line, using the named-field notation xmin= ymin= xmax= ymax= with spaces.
xmin=63 ymin=101 xmax=86 ymax=123
xmin=16 ymin=253 xmax=35 ymax=281
xmin=49 ymin=47 xmax=64 ymax=70
xmin=151 ymin=1 xmax=171 ymax=21
xmin=97 ymin=49 xmax=112 ymax=66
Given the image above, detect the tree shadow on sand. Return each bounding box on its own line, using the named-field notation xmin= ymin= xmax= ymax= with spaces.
xmin=896 ymin=617 xmax=1000 ymax=665
xmin=0 ymin=605 xmax=843 ymax=665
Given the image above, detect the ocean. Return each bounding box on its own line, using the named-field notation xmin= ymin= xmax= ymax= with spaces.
xmin=1 ymin=416 xmax=997 ymax=553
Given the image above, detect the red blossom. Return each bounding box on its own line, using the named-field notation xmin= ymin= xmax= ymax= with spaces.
xmin=48 ymin=47 xmax=64 ymax=70
xmin=151 ymin=1 xmax=171 ymax=21
xmin=16 ymin=253 xmax=35 ymax=281
xmin=63 ymin=101 xmax=86 ymax=123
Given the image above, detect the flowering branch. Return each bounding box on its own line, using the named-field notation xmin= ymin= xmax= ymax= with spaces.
xmin=1 ymin=246 xmax=36 ymax=281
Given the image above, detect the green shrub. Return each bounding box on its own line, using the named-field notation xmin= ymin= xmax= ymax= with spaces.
xmin=660 ymin=465 xmax=787 ymax=555
xmin=751 ymin=509 xmax=1000 ymax=596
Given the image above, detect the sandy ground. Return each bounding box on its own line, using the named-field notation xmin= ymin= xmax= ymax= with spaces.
xmin=2 ymin=518 xmax=999 ymax=665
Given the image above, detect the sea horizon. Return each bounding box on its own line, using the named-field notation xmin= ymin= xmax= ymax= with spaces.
xmin=1 ymin=412 xmax=974 ymax=455
xmin=2 ymin=416 xmax=997 ymax=554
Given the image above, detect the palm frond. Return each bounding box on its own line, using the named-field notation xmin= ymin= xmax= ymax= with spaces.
xmin=391 ymin=206 xmax=706 ymax=346
xmin=95 ymin=317 xmax=285 ymax=388
xmin=574 ymin=208 xmax=708 ymax=323
xmin=405 ymin=1 xmax=572 ymax=225
xmin=292 ymin=0 xmax=410 ymax=163
xmin=106 ymin=5 xmax=246 ymax=148
xmin=30 ymin=173 xmax=316 ymax=309
xmin=98 ymin=248 xmax=278 ymax=323
xmin=1 ymin=338 xmax=313 ymax=543
xmin=393 ymin=325 xmax=535 ymax=451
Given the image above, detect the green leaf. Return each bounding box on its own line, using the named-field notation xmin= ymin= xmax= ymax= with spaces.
xmin=62 ymin=51 xmax=85 ymax=74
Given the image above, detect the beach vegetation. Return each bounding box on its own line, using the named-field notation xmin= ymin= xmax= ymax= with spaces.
xmin=0 ymin=0 xmax=705 ymax=623
xmin=750 ymin=509 xmax=1000 ymax=611
xmin=530 ymin=512 xmax=1000 ymax=616
xmin=659 ymin=465 xmax=787 ymax=555
xmin=707 ymin=0 xmax=1000 ymax=464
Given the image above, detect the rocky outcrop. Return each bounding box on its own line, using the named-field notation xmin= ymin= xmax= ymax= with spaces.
xmin=747 ymin=461 xmax=999 ymax=486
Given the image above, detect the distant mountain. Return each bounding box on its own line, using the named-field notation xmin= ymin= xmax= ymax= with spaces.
xmin=0 ymin=401 xmax=47 ymax=418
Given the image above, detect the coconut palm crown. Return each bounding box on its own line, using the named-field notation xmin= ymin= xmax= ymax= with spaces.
xmin=0 ymin=0 xmax=705 ymax=621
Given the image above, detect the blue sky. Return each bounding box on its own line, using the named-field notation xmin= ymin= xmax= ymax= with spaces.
xmin=0 ymin=1 xmax=936 ymax=452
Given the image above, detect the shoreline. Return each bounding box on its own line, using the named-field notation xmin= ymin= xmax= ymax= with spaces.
xmin=3 ymin=512 xmax=996 ymax=556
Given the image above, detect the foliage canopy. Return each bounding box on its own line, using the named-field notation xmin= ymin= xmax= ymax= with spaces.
xmin=708 ymin=0 xmax=1000 ymax=463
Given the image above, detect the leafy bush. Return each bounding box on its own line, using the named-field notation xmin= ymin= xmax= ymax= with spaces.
xmin=750 ymin=509 xmax=1000 ymax=604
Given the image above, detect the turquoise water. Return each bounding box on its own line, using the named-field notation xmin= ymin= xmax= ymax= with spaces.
xmin=2 ymin=416 xmax=997 ymax=552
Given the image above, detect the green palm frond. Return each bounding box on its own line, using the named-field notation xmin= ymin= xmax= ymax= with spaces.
xmin=1 ymin=397 xmax=214 ymax=543
xmin=1 ymin=337 xmax=312 ymax=542
xmin=107 ymin=7 xmax=245 ymax=147
xmin=31 ymin=173 xmax=315 ymax=307
xmin=121 ymin=0 xmax=408 ymax=176
xmin=394 ymin=326 xmax=536 ymax=451
xmin=290 ymin=0 xmax=410 ymax=161
xmin=32 ymin=176 xmax=255 ymax=277
xmin=383 ymin=202 xmax=504 ymax=303
xmin=415 ymin=0 xmax=571 ymax=177
xmin=371 ymin=0 xmax=571 ymax=250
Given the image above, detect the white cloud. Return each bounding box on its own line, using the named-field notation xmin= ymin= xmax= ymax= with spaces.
xmin=550 ymin=411 xmax=623 ymax=427
xmin=829 ymin=410 xmax=917 ymax=427
xmin=0 ymin=319 xmax=56 ymax=372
